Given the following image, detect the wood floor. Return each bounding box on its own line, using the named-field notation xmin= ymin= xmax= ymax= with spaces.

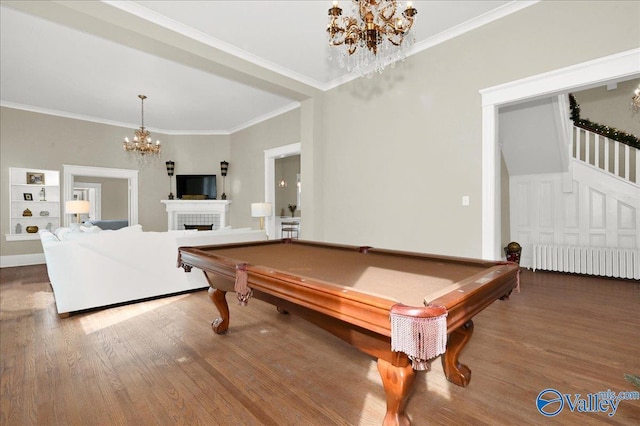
xmin=1 ymin=265 xmax=639 ymax=425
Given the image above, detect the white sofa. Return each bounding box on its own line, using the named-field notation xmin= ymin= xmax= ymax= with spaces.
xmin=39 ymin=225 xmax=266 ymax=316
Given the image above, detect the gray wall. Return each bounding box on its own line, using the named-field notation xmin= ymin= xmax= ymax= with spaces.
xmin=76 ymin=176 xmax=128 ymax=220
xmin=573 ymin=78 xmax=640 ymax=136
xmin=228 ymin=108 xmax=301 ymax=230
xmin=319 ymin=0 xmax=639 ymax=257
xmin=1 ymin=1 xmax=637 ymax=261
xmin=0 ymin=107 xmax=230 ymax=256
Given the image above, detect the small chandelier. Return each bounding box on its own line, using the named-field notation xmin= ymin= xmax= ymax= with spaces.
xmin=327 ymin=0 xmax=418 ymax=77
xmin=632 ymin=85 xmax=640 ymax=113
xmin=122 ymin=94 xmax=161 ymax=162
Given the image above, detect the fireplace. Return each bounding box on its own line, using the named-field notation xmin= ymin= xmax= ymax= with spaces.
xmin=161 ymin=200 xmax=231 ymax=231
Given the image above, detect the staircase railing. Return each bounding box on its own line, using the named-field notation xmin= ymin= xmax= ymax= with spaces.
xmin=573 ymin=126 xmax=639 ymax=185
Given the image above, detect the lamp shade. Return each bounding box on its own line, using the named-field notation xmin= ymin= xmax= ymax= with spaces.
xmin=251 ymin=202 xmax=272 ymax=217
xmin=65 ymin=200 xmax=90 ymax=214
xmin=220 ymin=161 xmax=229 ymax=177
xmin=165 ymin=161 xmax=175 ymax=176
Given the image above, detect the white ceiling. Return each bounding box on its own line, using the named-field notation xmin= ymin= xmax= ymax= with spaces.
xmin=0 ymin=1 xmax=533 ymax=134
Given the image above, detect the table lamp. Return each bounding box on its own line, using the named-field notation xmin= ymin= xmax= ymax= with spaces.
xmin=65 ymin=200 xmax=90 ymax=224
xmin=251 ymin=202 xmax=272 ymax=231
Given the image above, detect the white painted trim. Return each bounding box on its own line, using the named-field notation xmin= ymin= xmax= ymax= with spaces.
xmin=0 ymin=253 xmax=45 ymax=268
xmin=228 ymin=102 xmax=301 ymax=134
xmin=63 ymin=165 xmax=139 ymax=227
xmin=5 ymin=233 xmax=40 ymax=242
xmin=103 ymin=1 xmax=326 ymax=90
xmin=75 ymin=181 xmax=103 ymax=221
xmin=1 ymin=100 xmax=300 ymax=137
xmin=480 ymin=49 xmax=640 ymax=106
xmin=481 ymin=105 xmax=499 ymax=260
xmin=480 ymin=48 xmax=640 ymax=260
xmin=0 ymin=101 xmax=224 ymax=136
xmin=551 ymin=94 xmax=573 ymax=171
xmin=264 ymin=143 xmax=302 ymax=239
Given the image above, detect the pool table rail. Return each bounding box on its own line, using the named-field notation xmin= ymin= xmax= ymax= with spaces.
xmin=178 ymin=245 xmax=449 ymax=339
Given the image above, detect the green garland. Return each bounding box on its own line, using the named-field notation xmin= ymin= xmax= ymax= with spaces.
xmin=569 ymin=94 xmax=639 ymax=150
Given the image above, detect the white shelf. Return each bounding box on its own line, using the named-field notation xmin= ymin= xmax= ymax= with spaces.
xmin=6 ymin=167 xmax=60 ymax=242
xmin=11 ymin=217 xmax=59 ymax=220
xmin=5 ymin=233 xmax=41 ymax=242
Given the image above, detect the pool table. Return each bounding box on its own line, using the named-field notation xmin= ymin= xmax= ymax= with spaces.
xmin=178 ymin=239 xmax=519 ymax=426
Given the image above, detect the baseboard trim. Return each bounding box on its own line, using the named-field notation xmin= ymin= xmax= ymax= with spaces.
xmin=0 ymin=253 xmax=46 ymax=268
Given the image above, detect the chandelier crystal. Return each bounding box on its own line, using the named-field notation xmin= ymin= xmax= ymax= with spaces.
xmin=327 ymin=0 xmax=418 ymax=77
xmin=122 ymin=94 xmax=161 ymax=164
xmin=632 ymin=85 xmax=640 ymax=113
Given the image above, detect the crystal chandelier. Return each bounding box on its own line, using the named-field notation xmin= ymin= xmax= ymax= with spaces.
xmin=632 ymin=85 xmax=640 ymax=113
xmin=122 ymin=94 xmax=161 ymax=163
xmin=327 ymin=0 xmax=418 ymax=77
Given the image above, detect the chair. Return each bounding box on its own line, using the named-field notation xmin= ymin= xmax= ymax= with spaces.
xmin=281 ymin=221 xmax=299 ymax=239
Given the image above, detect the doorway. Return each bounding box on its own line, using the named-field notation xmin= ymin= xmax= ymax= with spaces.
xmin=63 ymin=165 xmax=139 ymax=227
xmin=264 ymin=143 xmax=301 ymax=238
xmin=74 ymin=181 xmax=102 ymax=222
xmin=480 ymin=49 xmax=639 ymax=260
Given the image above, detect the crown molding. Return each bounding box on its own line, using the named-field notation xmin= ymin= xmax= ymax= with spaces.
xmin=228 ymin=102 xmax=301 ymax=134
xmin=0 ymin=101 xmax=225 ymax=135
xmin=0 ymin=100 xmax=301 ymax=136
xmin=480 ymin=48 xmax=640 ymax=106
xmin=103 ymin=1 xmax=326 ymax=91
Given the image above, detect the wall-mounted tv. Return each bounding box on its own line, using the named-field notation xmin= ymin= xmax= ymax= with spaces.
xmin=176 ymin=175 xmax=217 ymax=200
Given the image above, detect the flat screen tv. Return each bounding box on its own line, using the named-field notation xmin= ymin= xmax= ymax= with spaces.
xmin=176 ymin=174 xmax=217 ymax=200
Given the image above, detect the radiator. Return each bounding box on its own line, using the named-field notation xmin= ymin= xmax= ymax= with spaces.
xmin=532 ymin=245 xmax=640 ymax=280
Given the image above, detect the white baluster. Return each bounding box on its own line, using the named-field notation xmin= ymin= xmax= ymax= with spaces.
xmin=604 ymin=137 xmax=610 ymax=173
xmin=624 ymin=144 xmax=630 ymax=180
xmin=614 ymin=141 xmax=620 ymax=177
xmin=593 ymin=135 xmax=602 ymax=169
xmin=636 ymin=148 xmax=640 ymax=185
xmin=585 ymin=131 xmax=590 ymax=165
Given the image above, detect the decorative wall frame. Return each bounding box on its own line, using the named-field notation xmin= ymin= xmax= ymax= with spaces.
xmin=23 ymin=193 xmax=33 ymax=201
xmin=26 ymin=172 xmax=45 ymax=185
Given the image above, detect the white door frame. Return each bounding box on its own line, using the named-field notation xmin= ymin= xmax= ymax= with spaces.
xmin=264 ymin=143 xmax=301 ymax=238
xmin=480 ymin=48 xmax=640 ymax=260
xmin=75 ymin=181 xmax=102 ymax=221
xmin=63 ymin=164 xmax=138 ymax=227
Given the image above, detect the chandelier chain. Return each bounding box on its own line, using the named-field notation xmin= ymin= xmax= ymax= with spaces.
xmin=122 ymin=94 xmax=161 ymax=165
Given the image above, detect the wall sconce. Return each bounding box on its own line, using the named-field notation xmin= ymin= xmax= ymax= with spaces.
xmin=220 ymin=161 xmax=229 ymax=200
xmin=251 ymin=202 xmax=272 ymax=232
xmin=166 ymin=161 xmax=175 ymax=200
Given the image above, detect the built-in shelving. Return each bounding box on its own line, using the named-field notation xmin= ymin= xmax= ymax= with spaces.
xmin=6 ymin=167 xmax=60 ymax=241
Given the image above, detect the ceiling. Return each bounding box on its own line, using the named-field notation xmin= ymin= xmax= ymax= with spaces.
xmin=0 ymin=1 xmax=533 ymax=135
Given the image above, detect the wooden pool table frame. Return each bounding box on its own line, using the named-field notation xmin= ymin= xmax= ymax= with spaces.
xmin=178 ymin=239 xmax=519 ymax=426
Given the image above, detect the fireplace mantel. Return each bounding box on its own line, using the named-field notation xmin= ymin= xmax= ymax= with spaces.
xmin=161 ymin=200 xmax=231 ymax=231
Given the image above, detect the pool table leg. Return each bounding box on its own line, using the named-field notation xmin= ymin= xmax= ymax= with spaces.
xmin=442 ymin=320 xmax=474 ymax=387
xmin=208 ymin=287 xmax=230 ymax=334
xmin=377 ymin=358 xmax=414 ymax=426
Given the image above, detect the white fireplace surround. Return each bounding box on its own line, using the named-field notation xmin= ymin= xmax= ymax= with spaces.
xmin=161 ymin=200 xmax=231 ymax=231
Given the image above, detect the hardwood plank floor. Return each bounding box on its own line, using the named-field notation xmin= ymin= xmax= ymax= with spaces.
xmin=1 ymin=265 xmax=639 ymax=425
